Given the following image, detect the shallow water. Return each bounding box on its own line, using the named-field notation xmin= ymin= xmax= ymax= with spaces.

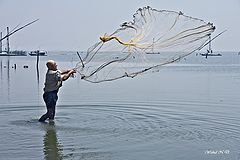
xmin=0 ymin=52 xmax=240 ymax=160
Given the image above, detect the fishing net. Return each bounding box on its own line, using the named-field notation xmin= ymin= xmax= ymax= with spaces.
xmin=75 ymin=6 xmax=215 ymax=83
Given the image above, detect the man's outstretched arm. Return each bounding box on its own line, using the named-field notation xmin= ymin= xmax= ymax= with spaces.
xmin=61 ymin=69 xmax=72 ymax=74
xmin=61 ymin=69 xmax=76 ymax=81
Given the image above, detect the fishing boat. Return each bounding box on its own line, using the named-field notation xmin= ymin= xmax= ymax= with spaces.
xmin=0 ymin=28 xmax=27 ymax=56
xmin=145 ymin=38 xmax=161 ymax=54
xmin=0 ymin=51 xmax=8 ymax=56
xmin=29 ymin=50 xmax=47 ymax=56
xmin=0 ymin=51 xmax=27 ymax=56
xmin=200 ymin=35 xmax=222 ymax=58
xmin=200 ymin=50 xmax=222 ymax=58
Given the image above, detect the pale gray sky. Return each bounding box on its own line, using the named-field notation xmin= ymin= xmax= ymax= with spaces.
xmin=0 ymin=0 xmax=239 ymax=51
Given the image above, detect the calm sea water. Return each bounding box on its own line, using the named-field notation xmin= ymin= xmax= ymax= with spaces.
xmin=0 ymin=52 xmax=240 ymax=160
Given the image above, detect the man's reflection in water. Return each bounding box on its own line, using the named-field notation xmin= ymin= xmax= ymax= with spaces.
xmin=43 ymin=121 xmax=63 ymax=160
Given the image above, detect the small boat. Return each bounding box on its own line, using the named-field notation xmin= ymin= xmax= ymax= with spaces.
xmin=200 ymin=35 xmax=221 ymax=58
xmin=146 ymin=52 xmax=161 ymax=54
xmin=0 ymin=51 xmax=8 ymax=56
xmin=29 ymin=50 xmax=47 ymax=56
xmin=200 ymin=50 xmax=222 ymax=57
xmin=0 ymin=28 xmax=27 ymax=56
xmin=0 ymin=50 xmax=27 ymax=56
xmin=145 ymin=38 xmax=161 ymax=54
xmin=10 ymin=50 xmax=27 ymax=56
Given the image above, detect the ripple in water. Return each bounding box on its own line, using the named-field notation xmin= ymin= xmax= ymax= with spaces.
xmin=3 ymin=99 xmax=240 ymax=160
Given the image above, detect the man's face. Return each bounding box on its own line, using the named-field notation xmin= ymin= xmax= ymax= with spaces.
xmin=51 ymin=62 xmax=58 ymax=71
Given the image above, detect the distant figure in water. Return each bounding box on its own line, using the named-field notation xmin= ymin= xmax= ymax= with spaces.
xmin=39 ymin=60 xmax=76 ymax=122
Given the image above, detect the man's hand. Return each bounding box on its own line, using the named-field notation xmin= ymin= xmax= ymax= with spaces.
xmin=69 ymin=69 xmax=76 ymax=74
xmin=70 ymin=69 xmax=77 ymax=78
xmin=61 ymin=69 xmax=76 ymax=74
xmin=62 ymin=69 xmax=77 ymax=81
xmin=71 ymin=69 xmax=76 ymax=73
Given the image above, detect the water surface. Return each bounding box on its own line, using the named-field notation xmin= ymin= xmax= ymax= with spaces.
xmin=0 ymin=52 xmax=240 ymax=160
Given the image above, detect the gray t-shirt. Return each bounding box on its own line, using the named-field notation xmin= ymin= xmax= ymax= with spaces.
xmin=43 ymin=69 xmax=62 ymax=92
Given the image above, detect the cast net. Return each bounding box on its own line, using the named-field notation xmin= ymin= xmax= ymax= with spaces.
xmin=75 ymin=6 xmax=215 ymax=83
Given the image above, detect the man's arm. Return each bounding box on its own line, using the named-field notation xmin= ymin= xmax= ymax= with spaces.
xmin=61 ymin=69 xmax=76 ymax=81
xmin=61 ymin=69 xmax=72 ymax=74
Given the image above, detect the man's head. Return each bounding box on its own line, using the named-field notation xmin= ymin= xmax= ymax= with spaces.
xmin=46 ymin=60 xmax=58 ymax=71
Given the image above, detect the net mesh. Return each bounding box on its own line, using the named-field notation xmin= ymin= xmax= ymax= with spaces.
xmin=75 ymin=6 xmax=215 ymax=83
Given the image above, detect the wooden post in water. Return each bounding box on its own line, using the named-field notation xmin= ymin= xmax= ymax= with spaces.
xmin=6 ymin=27 xmax=10 ymax=55
xmin=0 ymin=32 xmax=2 ymax=53
xmin=36 ymin=50 xmax=40 ymax=84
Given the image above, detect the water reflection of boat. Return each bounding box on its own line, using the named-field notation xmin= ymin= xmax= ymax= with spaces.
xmin=29 ymin=50 xmax=47 ymax=56
xmin=200 ymin=35 xmax=222 ymax=58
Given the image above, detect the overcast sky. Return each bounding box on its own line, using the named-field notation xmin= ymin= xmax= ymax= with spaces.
xmin=0 ymin=0 xmax=239 ymax=51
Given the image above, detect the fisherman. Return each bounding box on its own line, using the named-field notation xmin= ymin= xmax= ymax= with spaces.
xmin=39 ymin=60 xmax=76 ymax=122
